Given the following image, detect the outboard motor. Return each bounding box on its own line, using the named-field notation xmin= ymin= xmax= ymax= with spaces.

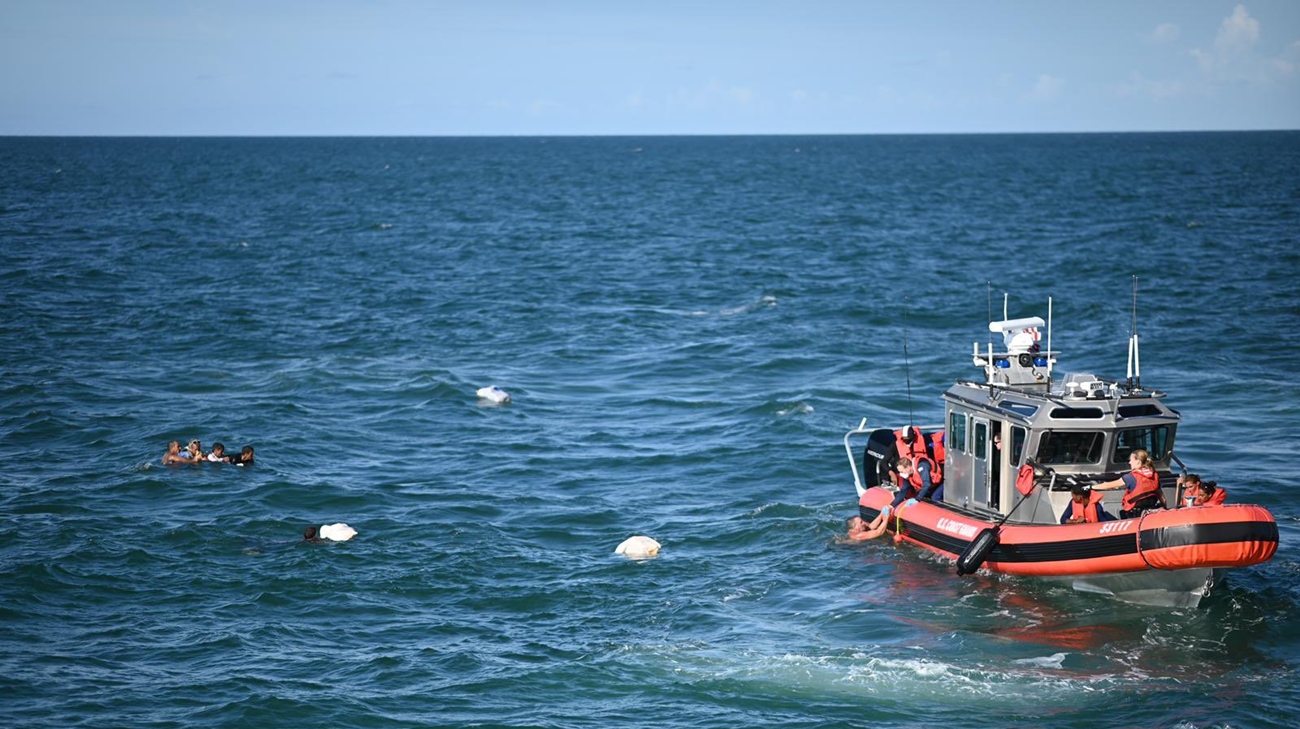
xmin=862 ymin=428 xmax=896 ymax=489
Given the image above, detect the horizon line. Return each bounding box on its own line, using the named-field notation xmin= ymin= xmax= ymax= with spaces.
xmin=2 ymin=128 xmax=1298 ymax=139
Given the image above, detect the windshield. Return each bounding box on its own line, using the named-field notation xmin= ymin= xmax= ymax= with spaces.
xmin=1036 ymin=430 xmax=1104 ymax=465
xmin=1113 ymin=426 xmax=1172 ymax=464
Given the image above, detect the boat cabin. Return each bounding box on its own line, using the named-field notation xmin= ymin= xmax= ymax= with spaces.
xmin=858 ymin=316 xmax=1181 ymax=525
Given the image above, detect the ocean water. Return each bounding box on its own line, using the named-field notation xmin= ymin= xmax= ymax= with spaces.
xmin=1 ymin=133 xmax=1298 ymax=728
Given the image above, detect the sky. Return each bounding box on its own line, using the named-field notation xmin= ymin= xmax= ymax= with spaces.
xmin=1 ymin=1 xmax=1298 ymax=136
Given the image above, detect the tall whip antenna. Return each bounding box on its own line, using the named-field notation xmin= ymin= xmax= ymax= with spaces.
xmin=904 ymin=296 xmax=915 ymax=426
xmin=1133 ymin=275 xmax=1141 ymax=391
xmin=987 ymin=282 xmax=994 ymax=387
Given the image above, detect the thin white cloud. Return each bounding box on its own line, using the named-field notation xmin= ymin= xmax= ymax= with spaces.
xmin=1027 ymin=74 xmax=1063 ymax=101
xmin=729 ymin=86 xmax=755 ymax=105
xmin=1118 ymin=72 xmax=1182 ymax=100
xmin=1149 ymin=23 xmax=1180 ymax=44
xmin=527 ymin=99 xmax=560 ymax=116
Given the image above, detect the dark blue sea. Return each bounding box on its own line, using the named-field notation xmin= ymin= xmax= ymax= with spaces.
xmin=2 ymin=133 xmax=1299 ymax=728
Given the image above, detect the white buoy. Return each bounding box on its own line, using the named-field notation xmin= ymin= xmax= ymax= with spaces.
xmin=615 ymin=535 xmax=661 ymax=558
xmin=319 ymin=523 xmax=357 ymax=542
xmin=476 ymin=386 xmax=511 ymax=404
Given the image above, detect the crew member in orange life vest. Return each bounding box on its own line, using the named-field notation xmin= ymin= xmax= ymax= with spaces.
xmin=1179 ymin=473 xmax=1227 ymax=507
xmin=1094 ymin=449 xmax=1163 ymax=518
xmin=1059 ymin=483 xmax=1114 ymax=524
xmin=886 ymin=426 xmax=941 ymax=507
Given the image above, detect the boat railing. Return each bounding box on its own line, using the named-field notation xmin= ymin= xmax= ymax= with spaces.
xmin=844 ymin=418 xmax=871 ymax=497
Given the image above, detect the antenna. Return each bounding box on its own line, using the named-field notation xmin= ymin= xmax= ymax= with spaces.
xmin=987 ymin=282 xmax=994 ymax=382
xmin=1047 ymin=296 xmax=1054 ymax=382
xmin=1003 ymin=292 xmax=1009 ymax=321
xmin=1132 ymin=276 xmax=1141 ymax=391
xmin=904 ymin=296 xmax=915 ymax=426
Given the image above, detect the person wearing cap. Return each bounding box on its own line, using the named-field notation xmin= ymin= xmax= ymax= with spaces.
xmin=1060 ymin=483 xmax=1113 ymax=523
xmin=884 ymin=426 xmax=941 ymax=506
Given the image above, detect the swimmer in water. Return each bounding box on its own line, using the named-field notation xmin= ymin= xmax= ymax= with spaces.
xmin=842 ymin=507 xmax=893 ymax=542
xmin=229 ymin=445 xmax=255 ymax=466
xmin=207 ymin=442 xmax=230 ymax=463
xmin=162 ymin=440 xmax=198 ymax=465
xmin=303 ymin=526 xmax=322 ymax=543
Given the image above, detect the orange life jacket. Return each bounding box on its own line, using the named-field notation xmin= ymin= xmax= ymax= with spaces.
xmin=1121 ymin=467 xmax=1161 ymax=511
xmin=894 ymin=428 xmax=943 ymax=486
xmin=1197 ymin=486 xmax=1227 ymax=506
xmin=1067 ymin=493 xmax=1104 ymax=523
xmin=927 ymin=430 xmax=945 ymax=486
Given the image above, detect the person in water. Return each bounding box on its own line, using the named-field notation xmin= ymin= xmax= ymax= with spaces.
xmin=1094 ymin=449 xmax=1164 ymax=519
xmin=303 ymin=525 xmax=322 ymax=543
xmin=1179 ymin=474 xmax=1227 ymax=507
xmin=844 ymin=506 xmax=893 ymax=541
xmin=1060 ymin=483 xmax=1114 ymax=523
xmin=185 ymin=439 xmax=205 ymax=461
xmin=228 ymin=445 xmax=255 ymax=466
xmin=207 ymin=442 xmax=230 ymax=463
xmin=162 ymin=440 xmax=200 ymax=465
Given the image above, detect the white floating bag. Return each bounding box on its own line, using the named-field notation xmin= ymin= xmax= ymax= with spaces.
xmin=476 ymin=386 xmax=511 ymax=404
xmin=319 ymin=523 xmax=357 ymax=542
xmin=615 ymin=535 xmax=661 ymax=558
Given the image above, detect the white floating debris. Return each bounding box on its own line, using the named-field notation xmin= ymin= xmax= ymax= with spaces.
xmin=615 ymin=535 xmax=661 ymax=558
xmin=319 ymin=523 xmax=357 ymax=542
xmin=476 ymin=386 xmax=511 ymax=404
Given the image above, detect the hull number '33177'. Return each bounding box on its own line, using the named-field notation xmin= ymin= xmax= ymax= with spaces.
xmin=1098 ymin=520 xmax=1136 ymax=535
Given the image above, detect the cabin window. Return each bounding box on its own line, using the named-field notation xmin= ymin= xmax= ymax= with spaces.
xmin=1000 ymin=401 xmax=1039 ymax=417
xmin=1049 ymin=407 xmax=1105 ymax=419
xmin=948 ymin=412 xmax=968 ymax=454
xmin=1010 ymin=426 xmax=1027 ymax=466
xmin=1113 ymin=426 xmax=1173 ymax=463
xmin=1118 ymin=404 xmax=1163 ymax=418
xmin=1036 ymin=430 xmax=1104 ymax=464
xmin=974 ymin=422 xmax=988 ymax=460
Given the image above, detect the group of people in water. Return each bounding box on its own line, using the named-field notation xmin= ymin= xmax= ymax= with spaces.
xmin=844 ymin=425 xmax=1230 ymax=541
xmin=161 ymin=439 xmax=255 ymax=466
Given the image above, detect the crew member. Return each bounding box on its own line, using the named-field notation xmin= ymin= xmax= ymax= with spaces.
xmin=1094 ymin=449 xmax=1163 ymax=519
xmin=1179 ymin=474 xmax=1227 ymax=507
xmin=1059 ymin=483 xmax=1114 ymax=523
xmin=883 ymin=426 xmax=942 ymax=502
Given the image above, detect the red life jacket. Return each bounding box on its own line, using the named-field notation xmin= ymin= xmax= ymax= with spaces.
xmin=927 ymin=430 xmax=945 ymax=485
xmin=1067 ymin=492 xmax=1105 ymax=523
xmin=1198 ymin=487 xmax=1227 ymax=506
xmin=894 ymin=428 xmax=943 ymax=486
xmin=1121 ymin=467 xmax=1161 ymax=511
